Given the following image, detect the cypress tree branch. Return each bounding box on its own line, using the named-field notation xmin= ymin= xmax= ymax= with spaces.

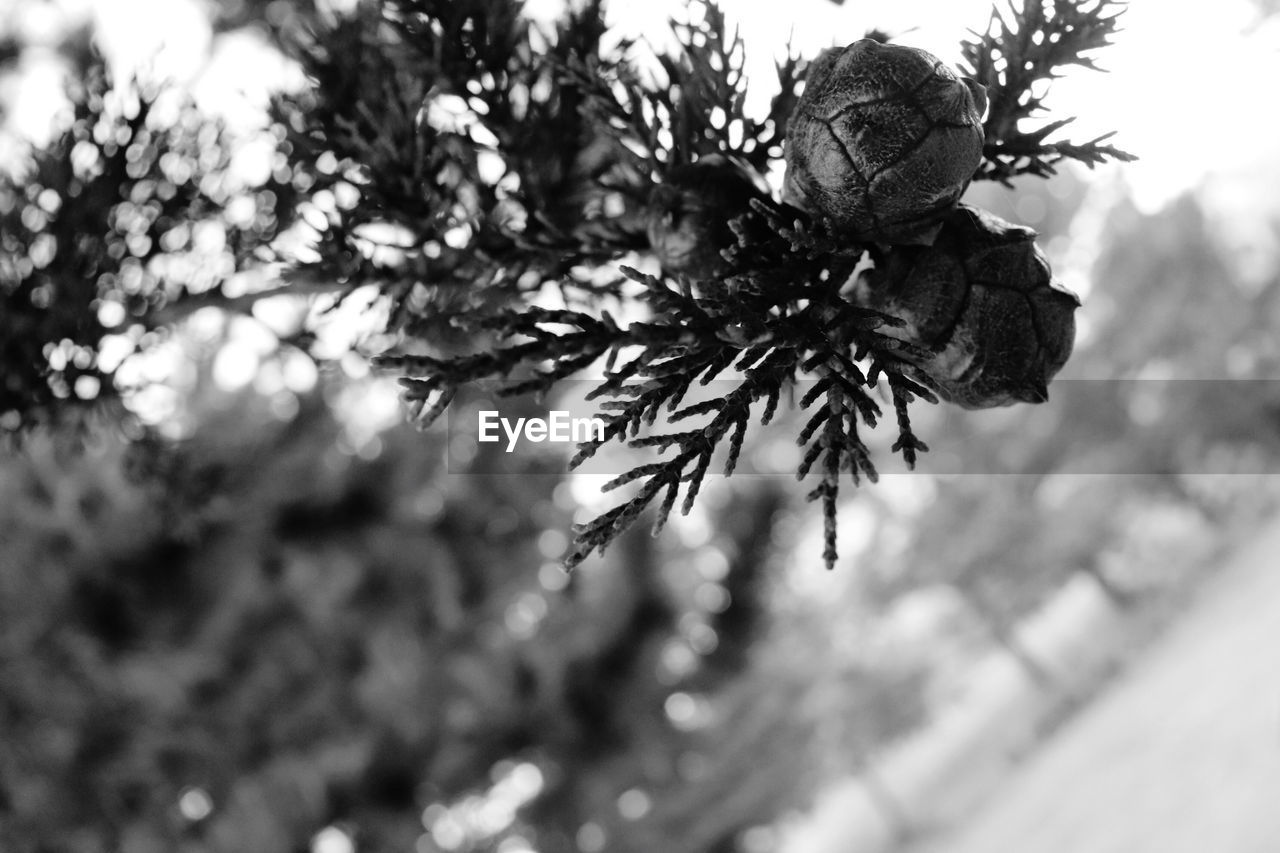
xmin=963 ymin=0 xmax=1136 ymax=183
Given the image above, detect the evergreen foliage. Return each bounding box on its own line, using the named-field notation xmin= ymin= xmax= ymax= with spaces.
xmin=358 ymin=0 xmax=1132 ymax=568
xmin=962 ymin=0 xmax=1137 ymax=183
xmin=0 ymin=36 xmax=294 ymax=436
xmin=0 ymin=0 xmax=1132 ymax=567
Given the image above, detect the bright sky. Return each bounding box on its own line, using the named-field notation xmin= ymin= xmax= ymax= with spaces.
xmin=6 ymin=0 xmax=1279 ymax=216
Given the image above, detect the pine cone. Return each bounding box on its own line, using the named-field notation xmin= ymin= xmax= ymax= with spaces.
xmin=783 ymin=39 xmax=987 ymax=246
xmin=856 ymin=205 xmax=1079 ymax=409
xmin=646 ymin=154 xmax=769 ymax=280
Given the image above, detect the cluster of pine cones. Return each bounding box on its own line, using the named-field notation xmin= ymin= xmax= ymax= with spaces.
xmin=645 ymin=39 xmax=1080 ymax=410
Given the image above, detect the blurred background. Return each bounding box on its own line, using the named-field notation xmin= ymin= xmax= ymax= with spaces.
xmin=4 ymin=0 xmax=1280 ymax=852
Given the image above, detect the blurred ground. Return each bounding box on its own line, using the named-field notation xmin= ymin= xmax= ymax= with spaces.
xmin=906 ymin=512 xmax=1280 ymax=853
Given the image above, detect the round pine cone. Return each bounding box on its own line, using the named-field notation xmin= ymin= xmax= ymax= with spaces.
xmin=783 ymin=39 xmax=987 ymax=246
xmin=856 ymin=205 xmax=1080 ymax=409
xmin=646 ymin=154 xmax=769 ymax=280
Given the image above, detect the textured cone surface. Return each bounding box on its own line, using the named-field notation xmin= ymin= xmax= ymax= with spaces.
xmin=784 ymin=39 xmax=987 ymax=245
xmin=859 ymin=205 xmax=1080 ymax=408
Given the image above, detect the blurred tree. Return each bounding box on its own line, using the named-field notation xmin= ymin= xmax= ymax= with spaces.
xmin=0 ymin=29 xmax=299 ymax=437
xmin=0 ymin=370 xmax=928 ymax=851
xmin=853 ymin=186 xmax=1280 ymax=697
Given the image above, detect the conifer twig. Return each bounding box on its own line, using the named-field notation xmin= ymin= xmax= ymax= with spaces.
xmin=963 ymin=0 xmax=1136 ymax=183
